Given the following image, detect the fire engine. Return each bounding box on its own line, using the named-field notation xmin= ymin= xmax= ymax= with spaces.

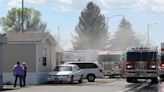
xmin=159 ymin=43 xmax=164 ymax=80
xmin=97 ymin=51 xmax=124 ymax=78
xmin=124 ymin=47 xmax=159 ymax=83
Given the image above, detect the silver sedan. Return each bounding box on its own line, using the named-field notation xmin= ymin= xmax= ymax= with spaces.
xmin=47 ymin=64 xmax=83 ymax=83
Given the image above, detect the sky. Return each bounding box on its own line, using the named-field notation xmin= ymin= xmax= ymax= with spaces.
xmin=0 ymin=0 xmax=164 ymax=50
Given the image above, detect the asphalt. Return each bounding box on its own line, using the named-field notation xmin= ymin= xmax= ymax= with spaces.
xmin=2 ymin=85 xmax=33 ymax=91
xmin=1 ymin=79 xmax=117 ymax=92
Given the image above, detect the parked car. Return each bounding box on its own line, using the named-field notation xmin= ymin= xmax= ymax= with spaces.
xmin=47 ymin=64 xmax=83 ymax=83
xmin=66 ymin=62 xmax=104 ymax=82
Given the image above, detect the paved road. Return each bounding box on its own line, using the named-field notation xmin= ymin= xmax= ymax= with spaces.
xmin=2 ymin=79 xmax=164 ymax=92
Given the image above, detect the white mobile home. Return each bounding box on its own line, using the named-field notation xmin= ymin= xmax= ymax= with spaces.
xmin=3 ymin=32 xmax=63 ymax=84
xmin=0 ymin=35 xmax=7 ymax=90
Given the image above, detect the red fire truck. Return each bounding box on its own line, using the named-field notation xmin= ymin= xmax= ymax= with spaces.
xmin=124 ymin=47 xmax=159 ymax=83
xmin=97 ymin=51 xmax=124 ymax=78
xmin=159 ymin=43 xmax=164 ymax=80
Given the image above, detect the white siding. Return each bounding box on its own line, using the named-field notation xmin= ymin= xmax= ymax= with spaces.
xmin=38 ymin=39 xmax=56 ymax=72
xmin=50 ymin=45 xmax=57 ymax=70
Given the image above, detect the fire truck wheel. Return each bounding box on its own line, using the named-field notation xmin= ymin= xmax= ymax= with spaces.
xmin=126 ymin=77 xmax=132 ymax=83
xmin=151 ymin=78 xmax=158 ymax=83
xmin=133 ymin=78 xmax=138 ymax=83
xmin=109 ymin=75 xmax=114 ymax=78
xmin=161 ymin=78 xmax=164 ymax=81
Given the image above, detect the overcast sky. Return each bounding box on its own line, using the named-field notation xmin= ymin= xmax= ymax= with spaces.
xmin=0 ymin=0 xmax=164 ymax=50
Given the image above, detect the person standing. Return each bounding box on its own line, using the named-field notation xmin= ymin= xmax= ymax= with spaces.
xmin=22 ymin=62 xmax=27 ymax=87
xmin=13 ymin=61 xmax=24 ymax=88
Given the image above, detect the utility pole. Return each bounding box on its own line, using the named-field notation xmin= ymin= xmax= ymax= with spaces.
xmin=147 ymin=24 xmax=149 ymax=47
xmin=22 ymin=0 xmax=24 ymax=32
xmin=104 ymin=15 xmax=124 ymax=50
xmin=58 ymin=26 xmax=60 ymax=43
xmin=57 ymin=26 xmax=60 ymax=65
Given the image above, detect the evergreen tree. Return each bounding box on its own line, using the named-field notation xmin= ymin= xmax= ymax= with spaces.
xmin=110 ymin=18 xmax=142 ymax=51
xmin=72 ymin=2 xmax=110 ymax=50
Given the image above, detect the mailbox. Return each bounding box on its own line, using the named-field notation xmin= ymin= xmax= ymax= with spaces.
xmin=0 ymin=35 xmax=7 ymax=90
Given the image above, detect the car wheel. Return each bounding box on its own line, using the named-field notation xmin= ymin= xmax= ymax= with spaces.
xmin=151 ymin=77 xmax=158 ymax=83
xmin=87 ymin=74 xmax=95 ymax=82
xmin=126 ymin=77 xmax=132 ymax=83
xmin=46 ymin=81 xmax=53 ymax=84
xmin=79 ymin=75 xmax=83 ymax=83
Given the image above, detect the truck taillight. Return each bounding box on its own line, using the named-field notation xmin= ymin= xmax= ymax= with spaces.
xmin=125 ymin=61 xmax=129 ymax=65
xmin=126 ymin=65 xmax=133 ymax=69
xmin=160 ymin=62 xmax=164 ymax=68
xmin=125 ymin=61 xmax=134 ymax=69
xmin=149 ymin=65 xmax=156 ymax=69
xmin=149 ymin=62 xmax=156 ymax=69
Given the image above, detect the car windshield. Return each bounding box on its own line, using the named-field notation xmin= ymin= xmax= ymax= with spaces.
xmin=53 ymin=66 xmax=72 ymax=71
xmin=161 ymin=55 xmax=164 ymax=62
